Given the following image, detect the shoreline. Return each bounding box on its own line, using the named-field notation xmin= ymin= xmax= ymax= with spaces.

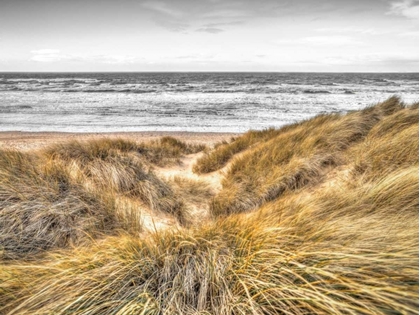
xmin=0 ymin=131 xmax=242 ymax=151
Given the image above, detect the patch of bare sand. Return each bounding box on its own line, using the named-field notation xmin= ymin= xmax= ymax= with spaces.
xmin=113 ymin=196 xmax=180 ymax=234
xmin=154 ymin=152 xmax=225 ymax=225
xmin=155 ymin=152 xmax=223 ymax=192
xmin=151 ymin=148 xmax=255 ymax=228
xmin=317 ymin=165 xmax=353 ymax=190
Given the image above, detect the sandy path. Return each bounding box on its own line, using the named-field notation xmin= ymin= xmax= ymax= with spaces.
xmin=153 ymin=152 xmax=227 ymax=226
xmin=116 ymin=151 xmax=225 ymax=234
xmin=154 ymin=152 xmax=223 ymax=192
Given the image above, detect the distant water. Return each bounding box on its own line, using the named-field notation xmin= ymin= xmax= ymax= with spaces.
xmin=0 ymin=72 xmax=418 ymax=133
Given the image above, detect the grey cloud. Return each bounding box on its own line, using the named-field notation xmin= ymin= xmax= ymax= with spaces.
xmin=406 ymin=0 xmax=419 ymax=7
xmin=141 ymin=1 xmax=189 ymax=32
xmin=273 ymin=36 xmax=364 ymax=46
xmin=315 ymin=27 xmax=390 ymax=36
xmin=155 ymin=18 xmax=189 ymax=32
xmin=387 ymin=0 xmax=419 ymax=18
xmin=201 ymin=21 xmax=244 ymax=28
xmin=30 ymin=50 xmax=141 ymax=64
xmin=140 ymin=0 xmax=382 ymax=33
xmin=196 ymin=27 xmax=224 ymax=34
xmin=141 ymin=1 xmax=184 ymax=18
xmin=320 ymin=54 xmax=418 ymax=66
xmin=378 ymin=56 xmax=419 ymax=65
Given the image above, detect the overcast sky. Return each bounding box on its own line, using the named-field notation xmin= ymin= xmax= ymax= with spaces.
xmin=0 ymin=0 xmax=418 ymax=72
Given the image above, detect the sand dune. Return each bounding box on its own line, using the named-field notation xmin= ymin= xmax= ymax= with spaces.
xmin=0 ymin=98 xmax=418 ymax=314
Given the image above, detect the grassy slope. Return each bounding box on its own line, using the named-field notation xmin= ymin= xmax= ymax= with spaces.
xmin=193 ymin=128 xmax=282 ymax=174
xmin=0 ymin=98 xmax=418 ymax=314
xmin=210 ymin=97 xmax=413 ymax=216
xmin=0 ymin=137 xmax=204 ymax=259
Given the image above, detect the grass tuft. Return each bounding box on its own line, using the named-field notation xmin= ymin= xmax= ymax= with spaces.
xmin=0 ymin=149 xmax=121 ymax=259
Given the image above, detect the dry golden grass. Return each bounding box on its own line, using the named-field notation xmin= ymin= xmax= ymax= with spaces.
xmin=193 ymin=128 xmax=281 ymax=174
xmin=169 ymin=176 xmax=215 ymax=206
xmin=0 ymin=137 xmax=204 ymax=259
xmin=0 ymin=149 xmax=123 ymax=259
xmin=0 ymin=97 xmax=418 ymax=314
xmin=210 ymin=96 xmax=414 ymax=216
xmin=47 ymin=136 xmax=205 ymax=167
xmin=352 ymin=103 xmax=419 ymax=180
xmin=1 ymin=168 xmax=417 ymax=314
xmin=139 ymin=136 xmax=206 ymax=167
xmin=44 ymin=137 xmax=207 ymax=224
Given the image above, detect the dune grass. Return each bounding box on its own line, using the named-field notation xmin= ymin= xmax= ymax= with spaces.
xmin=0 ymin=149 xmax=124 ymax=259
xmin=47 ymin=136 xmax=205 ymax=167
xmin=0 ymin=137 xmax=204 ymax=259
xmin=352 ymin=103 xmax=419 ymax=180
xmin=46 ymin=139 xmax=183 ymax=213
xmin=169 ymin=176 xmax=215 ymax=205
xmin=0 ymin=97 xmax=418 ymax=314
xmin=44 ymin=137 xmax=208 ymax=224
xmin=193 ymin=128 xmax=281 ymax=174
xmin=1 ymin=165 xmax=417 ymax=314
xmin=210 ymin=96 xmax=416 ymax=216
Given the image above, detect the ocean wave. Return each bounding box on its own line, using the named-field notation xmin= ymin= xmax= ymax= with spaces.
xmin=303 ymin=90 xmax=331 ymax=94
xmin=0 ymin=72 xmax=416 ymax=97
xmin=0 ymin=84 xmax=413 ymax=96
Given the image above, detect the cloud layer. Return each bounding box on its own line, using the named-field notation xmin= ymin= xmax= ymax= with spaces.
xmin=388 ymin=0 xmax=419 ymax=19
xmin=30 ymin=50 xmax=140 ymax=64
xmin=0 ymin=0 xmax=417 ymax=71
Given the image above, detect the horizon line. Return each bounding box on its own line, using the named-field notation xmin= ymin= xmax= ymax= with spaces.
xmin=0 ymin=70 xmax=418 ymax=74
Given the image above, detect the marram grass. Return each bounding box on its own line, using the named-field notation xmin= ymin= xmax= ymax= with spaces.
xmin=0 ymin=137 xmax=202 ymax=259
xmin=0 ymin=97 xmax=418 ymax=314
xmin=209 ymin=96 xmax=418 ymax=216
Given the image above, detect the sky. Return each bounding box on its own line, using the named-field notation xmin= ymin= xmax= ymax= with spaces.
xmin=0 ymin=0 xmax=418 ymax=72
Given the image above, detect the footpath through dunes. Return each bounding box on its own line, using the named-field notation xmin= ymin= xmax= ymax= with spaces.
xmin=0 ymin=133 xmax=236 ymax=239
xmin=153 ymin=152 xmax=223 ymax=225
xmin=155 ymin=152 xmax=223 ymax=191
xmin=0 ymin=97 xmax=419 ymax=315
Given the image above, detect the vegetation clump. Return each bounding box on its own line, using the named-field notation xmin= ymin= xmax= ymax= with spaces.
xmin=47 ymin=136 xmax=205 ymax=167
xmin=0 ymin=149 xmax=119 ymax=259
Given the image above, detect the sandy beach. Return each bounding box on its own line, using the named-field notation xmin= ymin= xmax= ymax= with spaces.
xmin=0 ymin=131 xmax=242 ymax=151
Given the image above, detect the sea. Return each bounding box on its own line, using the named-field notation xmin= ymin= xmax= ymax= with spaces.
xmin=0 ymin=72 xmax=418 ymax=133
